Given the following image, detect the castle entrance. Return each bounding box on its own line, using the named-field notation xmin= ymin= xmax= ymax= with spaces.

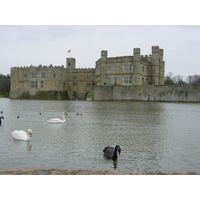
xmin=85 ymin=92 xmax=93 ymax=100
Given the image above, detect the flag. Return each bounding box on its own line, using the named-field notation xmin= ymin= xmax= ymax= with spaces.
xmin=68 ymin=49 xmax=71 ymax=53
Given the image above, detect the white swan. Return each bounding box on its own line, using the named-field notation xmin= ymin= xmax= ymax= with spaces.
xmin=48 ymin=112 xmax=67 ymax=123
xmin=12 ymin=129 xmax=32 ymax=141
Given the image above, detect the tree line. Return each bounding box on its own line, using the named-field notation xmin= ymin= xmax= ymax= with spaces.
xmin=0 ymin=74 xmax=10 ymax=97
xmin=164 ymin=72 xmax=200 ymax=85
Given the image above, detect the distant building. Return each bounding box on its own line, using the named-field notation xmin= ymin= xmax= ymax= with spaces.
xmin=9 ymin=46 xmax=165 ymax=100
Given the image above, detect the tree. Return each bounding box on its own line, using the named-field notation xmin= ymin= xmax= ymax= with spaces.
xmin=0 ymin=74 xmax=10 ymax=96
xmin=164 ymin=72 xmax=174 ymax=85
xmin=186 ymin=74 xmax=200 ymax=84
xmin=186 ymin=75 xmax=194 ymax=84
xmin=172 ymin=75 xmax=186 ymax=85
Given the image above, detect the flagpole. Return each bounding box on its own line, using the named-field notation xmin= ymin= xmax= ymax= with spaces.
xmin=68 ymin=49 xmax=71 ymax=58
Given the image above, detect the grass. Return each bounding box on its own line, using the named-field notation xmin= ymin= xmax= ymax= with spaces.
xmin=0 ymin=93 xmax=9 ymax=98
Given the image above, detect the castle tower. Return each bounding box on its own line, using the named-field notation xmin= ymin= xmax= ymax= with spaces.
xmin=159 ymin=48 xmax=164 ymax=85
xmin=66 ymin=57 xmax=76 ymax=71
xmin=98 ymin=50 xmax=108 ymax=85
xmin=151 ymin=46 xmax=160 ymax=85
xmin=133 ymin=48 xmax=140 ymax=61
xmin=133 ymin=48 xmax=141 ymax=85
xmin=101 ymin=50 xmax=107 ymax=62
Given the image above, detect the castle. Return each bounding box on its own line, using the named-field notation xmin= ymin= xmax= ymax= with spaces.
xmin=9 ymin=46 xmax=165 ymax=100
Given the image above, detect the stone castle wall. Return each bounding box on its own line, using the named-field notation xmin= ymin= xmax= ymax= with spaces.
xmin=9 ymin=46 xmax=169 ymax=100
xmin=94 ymin=85 xmax=200 ymax=102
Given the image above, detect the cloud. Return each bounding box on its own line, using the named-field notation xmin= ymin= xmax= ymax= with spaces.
xmin=0 ymin=25 xmax=200 ymax=79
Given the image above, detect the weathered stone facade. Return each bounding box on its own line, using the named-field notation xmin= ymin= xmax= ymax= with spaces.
xmin=9 ymin=46 xmax=165 ymax=100
xmin=95 ymin=46 xmax=164 ymax=86
xmin=94 ymin=84 xmax=200 ymax=102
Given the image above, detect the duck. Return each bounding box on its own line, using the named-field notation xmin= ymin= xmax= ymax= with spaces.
xmin=103 ymin=145 xmax=121 ymax=160
xmin=48 ymin=112 xmax=67 ymax=123
xmin=0 ymin=116 xmax=4 ymax=126
xmin=12 ymin=129 xmax=32 ymax=141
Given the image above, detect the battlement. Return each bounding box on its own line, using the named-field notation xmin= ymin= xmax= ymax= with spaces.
xmin=107 ymin=56 xmax=133 ymax=63
xmin=152 ymin=46 xmax=160 ymax=53
xmin=67 ymin=68 xmax=95 ymax=73
xmin=11 ymin=65 xmax=64 ymax=71
xmin=140 ymin=55 xmax=150 ymax=63
xmin=134 ymin=48 xmax=140 ymax=55
xmin=140 ymin=55 xmax=149 ymax=59
xmin=101 ymin=50 xmax=108 ymax=57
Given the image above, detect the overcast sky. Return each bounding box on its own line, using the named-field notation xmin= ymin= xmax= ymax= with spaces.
xmin=0 ymin=25 xmax=200 ymax=80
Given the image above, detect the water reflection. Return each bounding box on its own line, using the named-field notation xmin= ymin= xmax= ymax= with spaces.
xmin=27 ymin=142 xmax=32 ymax=151
xmin=113 ymin=160 xmax=118 ymax=170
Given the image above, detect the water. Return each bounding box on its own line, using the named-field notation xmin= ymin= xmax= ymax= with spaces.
xmin=0 ymin=98 xmax=200 ymax=173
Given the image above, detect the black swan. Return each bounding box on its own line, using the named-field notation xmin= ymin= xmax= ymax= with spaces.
xmin=0 ymin=116 xmax=4 ymax=126
xmin=103 ymin=145 xmax=121 ymax=160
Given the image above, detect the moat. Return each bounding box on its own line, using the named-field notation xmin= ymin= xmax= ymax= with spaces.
xmin=0 ymin=98 xmax=200 ymax=173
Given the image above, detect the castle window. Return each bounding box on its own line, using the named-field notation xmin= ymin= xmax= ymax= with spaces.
xmin=87 ymin=76 xmax=90 ymax=81
xmin=106 ymin=77 xmax=111 ymax=85
xmin=73 ymin=77 xmax=77 ymax=81
xmin=30 ymin=72 xmax=37 ymax=78
xmin=41 ymin=72 xmax=45 ymax=78
xmin=142 ymin=77 xmax=144 ymax=84
xmin=30 ymin=81 xmax=37 ymax=88
xmin=73 ymin=83 xmax=77 ymax=88
xmin=142 ymin=66 xmax=144 ymax=73
xmin=24 ymin=74 xmax=27 ymax=78
xmin=124 ymin=64 xmax=132 ymax=71
xmin=53 ymin=74 xmax=56 ymax=78
xmin=113 ymin=66 xmax=118 ymax=71
xmin=41 ymin=81 xmax=44 ymax=88
xmin=87 ymin=83 xmax=91 ymax=88
xmin=113 ymin=77 xmax=117 ymax=85
xmin=107 ymin=66 xmax=111 ymax=72
xmin=124 ymin=76 xmax=132 ymax=84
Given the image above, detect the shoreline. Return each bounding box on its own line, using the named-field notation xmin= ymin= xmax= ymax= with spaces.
xmin=0 ymin=168 xmax=198 ymax=175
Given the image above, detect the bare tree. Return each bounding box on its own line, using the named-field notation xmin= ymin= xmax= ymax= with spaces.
xmin=173 ymin=75 xmax=184 ymax=85
xmin=186 ymin=74 xmax=200 ymax=84
xmin=164 ymin=72 xmax=174 ymax=85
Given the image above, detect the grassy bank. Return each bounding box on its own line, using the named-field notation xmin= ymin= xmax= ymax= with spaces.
xmin=0 ymin=93 xmax=9 ymax=98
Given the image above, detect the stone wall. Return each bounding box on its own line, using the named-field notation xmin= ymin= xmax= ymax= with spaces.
xmin=94 ymin=85 xmax=200 ymax=102
xmin=9 ymin=90 xmax=69 ymax=100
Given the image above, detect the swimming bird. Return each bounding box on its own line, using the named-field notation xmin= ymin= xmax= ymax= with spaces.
xmin=12 ymin=129 xmax=32 ymax=141
xmin=103 ymin=145 xmax=121 ymax=160
xmin=0 ymin=116 xmax=4 ymax=126
xmin=48 ymin=112 xmax=67 ymax=123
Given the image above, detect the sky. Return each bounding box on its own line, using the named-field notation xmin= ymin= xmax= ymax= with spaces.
xmin=0 ymin=25 xmax=200 ymax=80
